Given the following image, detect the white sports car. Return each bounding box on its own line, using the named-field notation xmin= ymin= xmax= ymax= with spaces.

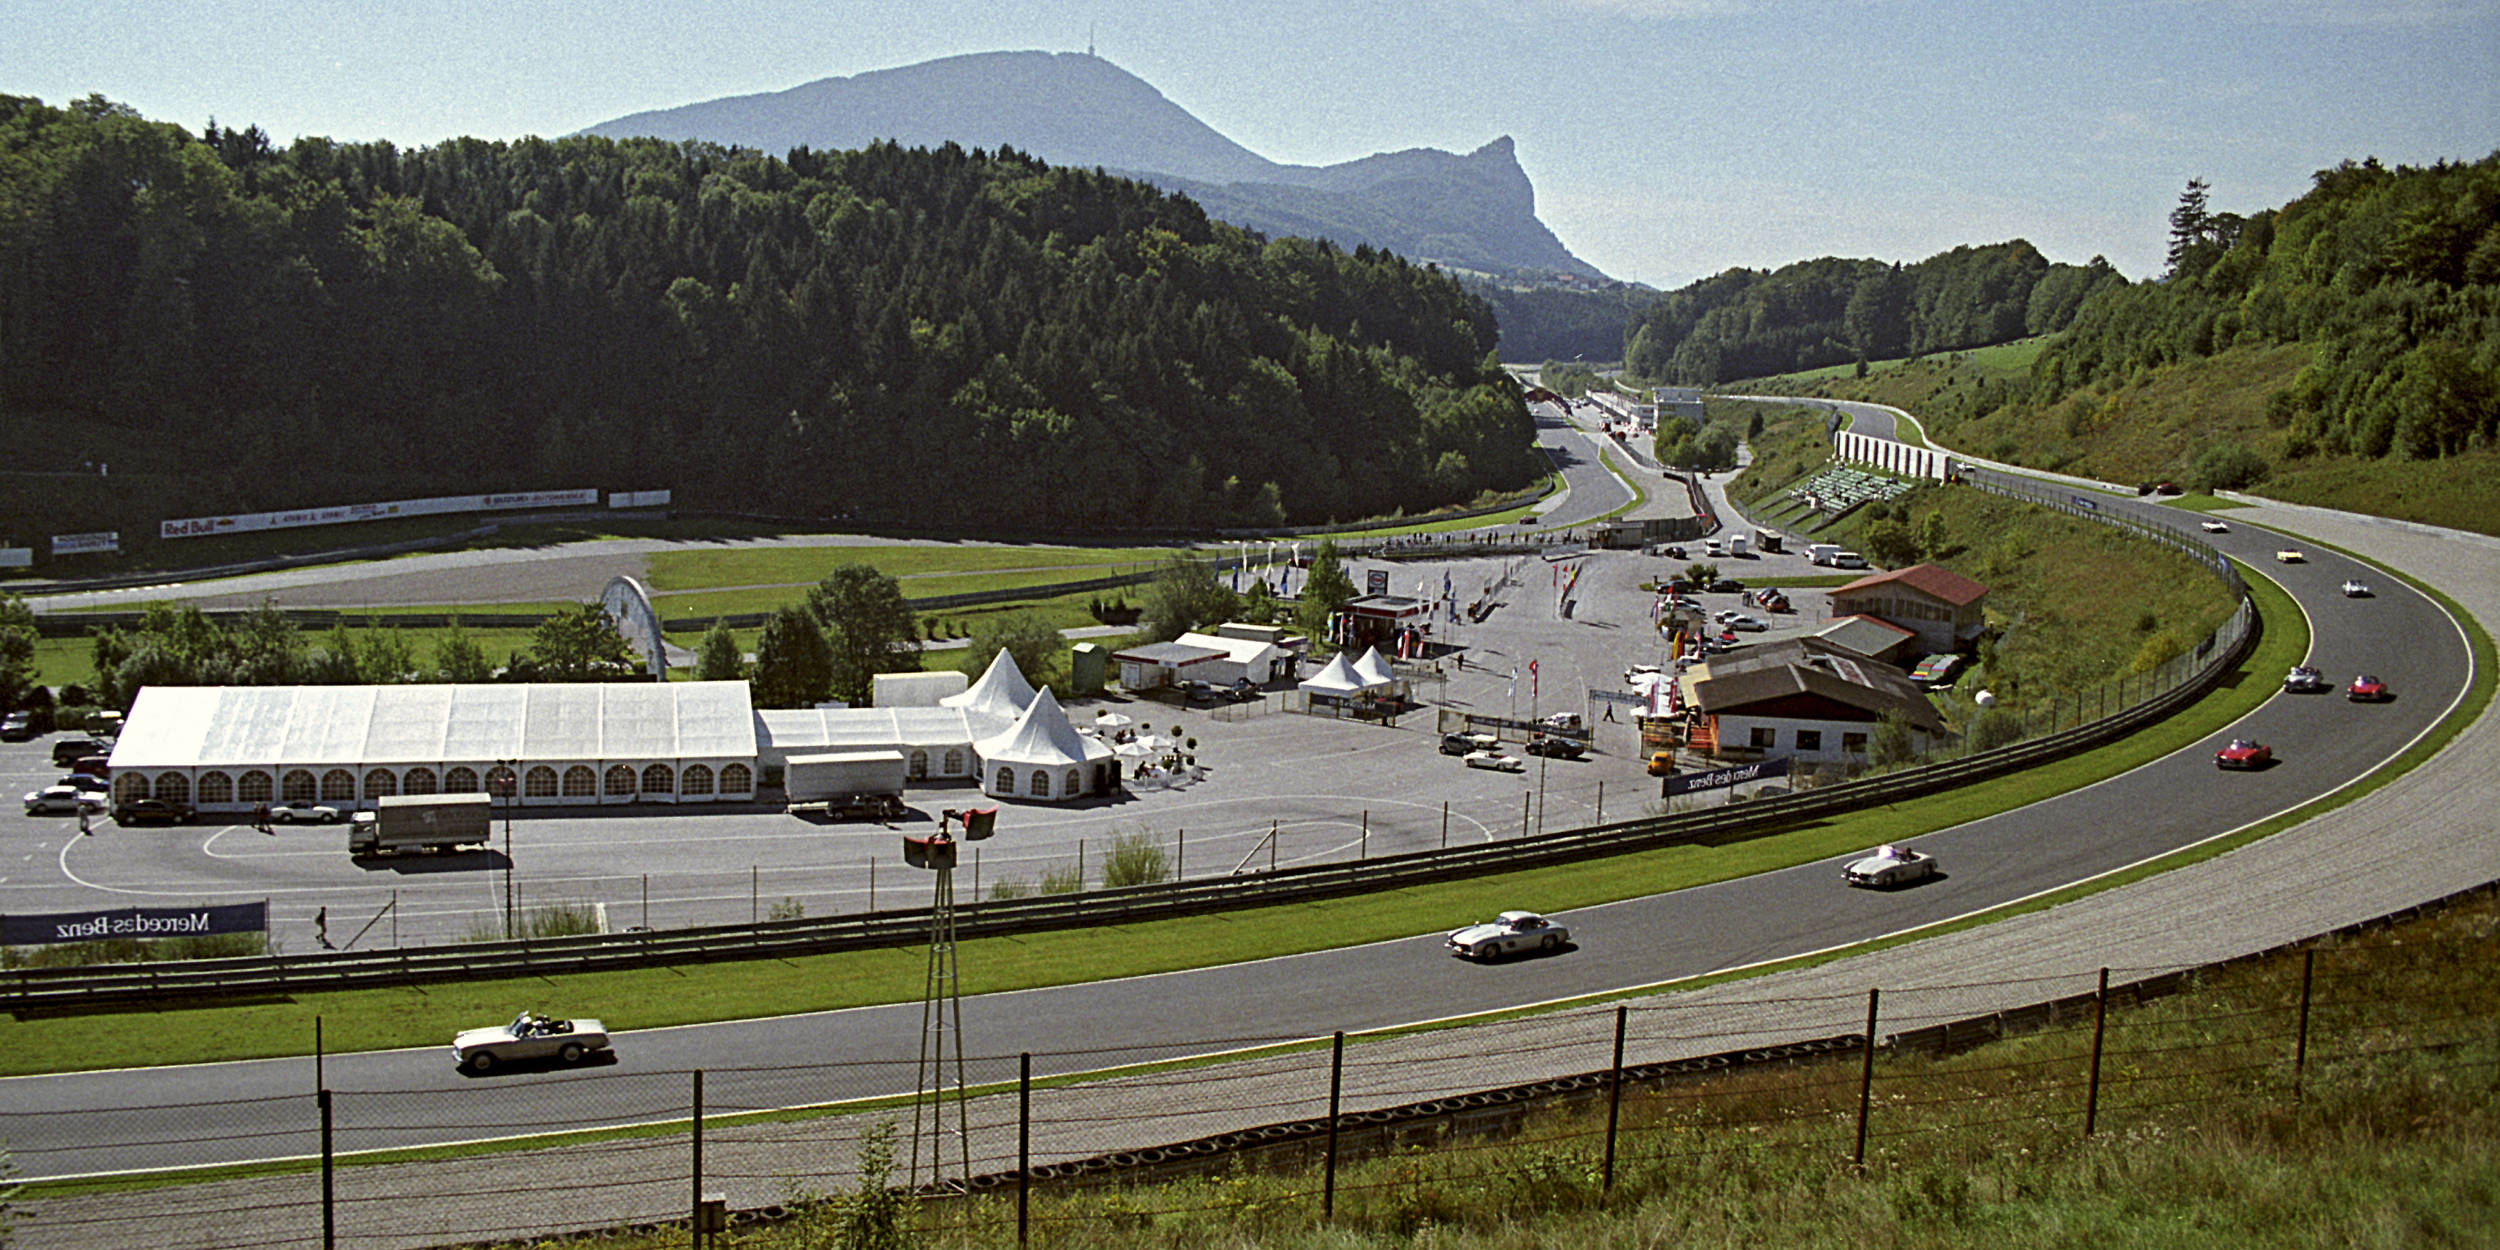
xmin=452 ymin=1012 xmax=611 ymax=1072
xmin=2200 ymin=520 xmax=2230 ymax=533
xmin=1843 ymin=844 xmax=1939 ymax=888
xmin=23 ymin=785 xmax=107 ymax=816
xmin=268 ymin=800 xmax=342 ymax=824
xmin=1463 ymin=750 xmax=1525 ymax=773
xmin=1445 ymin=911 xmax=1571 ymax=960
xmin=2341 ymin=579 xmax=2371 ymax=597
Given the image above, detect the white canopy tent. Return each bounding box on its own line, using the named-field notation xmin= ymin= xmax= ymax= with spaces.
xmin=972 ymin=687 xmax=1118 ymax=803
xmin=1296 ymin=653 xmax=1368 ymax=695
xmin=1351 ymin=646 xmax=1400 ymax=693
xmin=942 ymin=650 xmax=1039 ymax=723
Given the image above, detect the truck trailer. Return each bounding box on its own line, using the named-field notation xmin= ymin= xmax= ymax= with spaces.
xmin=784 ymin=750 xmax=910 ymax=819
xmin=350 ymin=793 xmax=492 ymax=856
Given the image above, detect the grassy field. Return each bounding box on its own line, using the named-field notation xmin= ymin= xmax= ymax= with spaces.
xmin=0 ymin=571 xmax=2315 ymax=1076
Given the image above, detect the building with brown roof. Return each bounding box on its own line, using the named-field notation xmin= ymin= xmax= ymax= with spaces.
xmin=1684 ymin=638 xmax=1945 ymax=764
xmin=1827 ymin=563 xmax=1989 ymax=653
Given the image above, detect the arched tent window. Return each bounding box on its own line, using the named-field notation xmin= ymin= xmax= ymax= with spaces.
xmin=238 ymin=770 xmax=274 ymax=803
xmin=1031 ymin=769 xmax=1051 ymax=798
xmin=283 ymin=770 xmax=318 ymax=802
xmin=321 ymin=769 xmax=355 ymax=801
xmin=944 ymin=749 xmax=964 ymax=775
xmin=563 ymin=766 xmax=596 ymax=798
xmin=605 ymin=765 xmax=636 ymax=796
xmin=682 ymin=764 xmax=714 ymax=796
xmin=364 ymin=769 xmax=398 ymax=800
xmin=1064 ymin=768 xmax=1081 ymax=798
xmin=720 ymin=763 xmax=752 ymax=794
xmin=115 ymin=774 xmax=148 ymax=803
xmin=908 ymin=750 xmax=928 ymax=780
xmin=404 ymin=767 xmax=439 ymax=795
xmin=155 ymin=773 xmax=190 ymax=803
xmin=444 ymin=766 xmax=480 ymax=793
xmin=640 ymin=764 xmax=674 ymax=795
xmin=198 ymin=771 xmax=234 ymax=805
xmin=525 ymin=766 xmax=558 ymax=798
xmin=995 ymin=766 xmax=1015 ymax=795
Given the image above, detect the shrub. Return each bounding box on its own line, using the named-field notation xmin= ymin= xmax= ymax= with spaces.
xmin=1100 ymin=832 xmax=1171 ymax=888
xmin=2190 ymin=441 xmax=2269 ymax=492
xmin=987 ymin=879 xmax=1033 ymax=901
xmin=1966 ymin=706 xmax=2026 ymax=753
xmin=1037 ymin=865 xmax=1083 ymax=895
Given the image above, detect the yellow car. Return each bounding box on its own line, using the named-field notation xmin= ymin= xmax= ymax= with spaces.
xmin=2274 ymin=549 xmax=2305 ymax=563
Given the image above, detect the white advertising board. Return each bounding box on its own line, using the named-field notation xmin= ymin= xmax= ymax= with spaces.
xmin=160 ymin=489 xmax=599 ymax=540
xmin=51 ymin=530 xmax=121 ymax=555
xmin=0 ymin=548 xmax=30 ymax=568
xmin=607 ymin=490 xmax=672 ymax=509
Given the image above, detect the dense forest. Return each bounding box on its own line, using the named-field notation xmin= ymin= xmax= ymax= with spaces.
xmin=2021 ymin=155 xmax=2500 ymax=467
xmin=0 ymin=95 xmax=1543 ymax=539
xmin=1622 ymin=241 xmax=2122 ymax=383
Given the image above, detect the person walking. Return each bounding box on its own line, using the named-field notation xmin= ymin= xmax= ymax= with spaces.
xmin=255 ymin=801 xmax=271 ymax=833
xmin=78 ymin=806 xmax=92 ymax=836
xmin=315 ymin=907 xmax=332 ymax=950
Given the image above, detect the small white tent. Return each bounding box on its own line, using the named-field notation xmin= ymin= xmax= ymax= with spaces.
xmin=1351 ymin=647 xmax=1399 ymax=692
xmin=943 ymin=650 xmax=1039 ymax=730
xmin=972 ymin=687 xmax=1117 ymax=803
xmin=1297 ymin=653 xmax=1367 ymax=695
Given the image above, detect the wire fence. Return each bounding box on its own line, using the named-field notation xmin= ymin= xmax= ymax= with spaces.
xmin=11 ymin=911 xmax=2491 ymax=1249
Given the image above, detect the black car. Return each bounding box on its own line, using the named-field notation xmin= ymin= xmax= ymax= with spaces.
xmin=51 ymin=737 xmax=110 ymax=766
xmin=1706 ymin=579 xmax=1745 ymax=593
xmin=1226 ymin=679 xmax=1261 ymax=703
xmin=113 ymin=798 xmax=193 ymax=826
xmin=1525 ymin=736 xmax=1586 ymax=760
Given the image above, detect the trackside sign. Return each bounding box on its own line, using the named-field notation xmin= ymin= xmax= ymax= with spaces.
xmin=3 ymin=902 xmax=268 ymax=946
xmin=1662 ymin=756 xmax=1790 ymax=797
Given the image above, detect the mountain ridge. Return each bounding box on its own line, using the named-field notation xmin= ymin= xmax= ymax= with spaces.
xmin=579 ymin=51 xmax=1605 ymax=282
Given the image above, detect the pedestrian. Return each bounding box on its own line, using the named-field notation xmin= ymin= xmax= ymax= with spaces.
xmin=315 ymin=907 xmax=331 ymax=950
xmin=255 ymin=801 xmax=271 ymax=833
xmin=79 ymin=806 xmax=92 ymax=836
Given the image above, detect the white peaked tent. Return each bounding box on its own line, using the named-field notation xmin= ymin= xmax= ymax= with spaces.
xmin=972 ymin=687 xmax=1117 ymax=803
xmin=942 ymin=649 xmax=1039 ymax=730
xmin=1351 ymin=647 xmax=1399 ymax=691
xmin=1297 ymin=653 xmax=1367 ymax=695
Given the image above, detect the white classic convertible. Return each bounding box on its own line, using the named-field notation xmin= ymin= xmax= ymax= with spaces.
xmin=1445 ymin=911 xmax=1571 ymax=960
xmin=453 ymin=1012 xmax=611 ymax=1072
xmin=1843 ymin=844 xmax=1939 ymax=888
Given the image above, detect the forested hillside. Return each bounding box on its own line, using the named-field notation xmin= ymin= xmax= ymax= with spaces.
xmin=1623 ymin=241 xmax=2121 ymax=383
xmin=0 ymin=95 xmax=1541 ymax=540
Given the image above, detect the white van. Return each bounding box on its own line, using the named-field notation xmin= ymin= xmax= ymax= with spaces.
xmin=1703 ymin=538 xmax=1725 ymax=557
xmin=1832 ymin=551 xmax=1867 ymax=569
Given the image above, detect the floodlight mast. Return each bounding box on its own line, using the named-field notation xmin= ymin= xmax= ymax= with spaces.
xmin=907 ymin=806 xmax=994 ymax=1192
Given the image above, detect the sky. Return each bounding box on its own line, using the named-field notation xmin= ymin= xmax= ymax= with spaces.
xmin=7 ymin=0 xmax=2496 ymax=288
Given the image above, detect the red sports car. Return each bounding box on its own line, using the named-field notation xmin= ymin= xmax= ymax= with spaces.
xmin=2215 ymin=738 xmax=2273 ymax=769
xmin=2346 ymin=674 xmax=2391 ymax=703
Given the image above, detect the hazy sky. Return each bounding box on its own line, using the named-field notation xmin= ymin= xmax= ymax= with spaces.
xmin=8 ymin=0 xmax=2495 ymax=287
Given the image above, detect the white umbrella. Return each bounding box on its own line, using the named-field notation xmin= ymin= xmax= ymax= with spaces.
xmin=1093 ymin=711 xmax=1133 ymax=729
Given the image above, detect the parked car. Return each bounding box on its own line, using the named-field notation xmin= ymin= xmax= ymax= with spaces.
xmin=0 ymin=711 xmax=33 ymax=741
xmin=1440 ymin=731 xmax=1497 ymax=756
xmin=1463 ymin=750 xmax=1525 ymax=773
xmin=2274 ymin=549 xmax=2305 ymax=563
xmin=58 ymin=772 xmax=109 ymax=793
xmin=1624 ymin=664 xmax=1662 ymax=686
xmin=1540 ymin=711 xmax=1584 ymax=731
xmin=2155 ymin=481 xmax=2183 ymax=496
xmin=2200 ymin=520 xmax=2230 ymax=533
xmin=451 ymin=1012 xmax=611 ymax=1073
xmin=268 ymin=799 xmax=343 ymax=824
xmin=1226 ymin=678 xmax=1261 ymax=702
xmin=2215 ymin=738 xmax=2273 ymax=769
xmin=1444 ymin=911 xmax=1571 ymax=960
xmin=2283 ymin=665 xmax=2330 ymax=693
xmin=51 ymin=737 xmax=110 ymax=766
xmin=1727 ymin=614 xmax=1769 ymax=632
xmin=2341 ymin=579 xmax=2372 ymax=597
xmin=1525 ymin=736 xmax=1586 ymax=760
xmin=2346 ymin=674 xmax=2392 ymax=703
xmin=24 ymin=785 xmax=106 ymax=816
xmin=1706 ymin=579 xmax=1746 ymax=593
xmin=113 ymin=798 xmax=194 ymax=826
xmin=1843 ymin=844 xmax=1938 ymax=888
xmin=1646 ymin=750 xmax=1675 ymax=777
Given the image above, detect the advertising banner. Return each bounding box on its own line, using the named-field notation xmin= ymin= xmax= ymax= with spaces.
xmin=607 ymin=490 xmax=672 ymax=509
xmin=160 ymin=489 xmax=598 ymax=540
xmin=3 ymin=901 xmax=268 ymax=946
xmin=1662 ymin=755 xmax=1790 ymax=797
xmin=0 ymin=548 xmax=28 ymax=568
xmin=50 ymin=530 xmax=120 ymax=555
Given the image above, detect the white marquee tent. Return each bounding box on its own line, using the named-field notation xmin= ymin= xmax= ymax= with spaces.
xmin=972 ymin=687 xmax=1117 ymax=803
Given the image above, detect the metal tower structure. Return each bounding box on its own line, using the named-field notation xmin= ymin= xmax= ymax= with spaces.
xmin=906 ymin=807 xmax=994 ymax=1191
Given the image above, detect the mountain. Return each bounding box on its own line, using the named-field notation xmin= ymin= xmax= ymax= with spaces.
xmin=580 ymin=51 xmax=1605 ymax=283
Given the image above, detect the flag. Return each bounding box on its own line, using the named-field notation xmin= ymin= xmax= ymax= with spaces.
xmin=1530 ymin=658 xmax=1539 ymax=702
xmin=1508 ymin=664 xmax=1517 ymax=701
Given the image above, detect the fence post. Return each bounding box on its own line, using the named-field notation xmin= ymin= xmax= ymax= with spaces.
xmin=1602 ymin=1004 xmax=1627 ymax=1197
xmin=1324 ymin=1030 xmax=1345 ymax=1222
xmin=1018 ymin=1052 xmax=1032 ymax=1248
xmin=642 ymin=874 xmax=649 ymax=930
xmin=1853 ymin=988 xmax=1879 ymax=1169
xmin=1176 ymin=828 xmax=1184 ymax=881
xmin=1596 ymin=780 xmax=1604 ymax=826
xmin=2084 ymin=967 xmax=2109 ymax=1138
xmin=320 ymin=1087 xmax=335 ymax=1250
xmin=1519 ymin=792 xmax=1529 ymax=838
xmin=1078 ymin=838 xmax=1086 ymax=889
xmin=691 ymin=1068 xmax=704 ymax=1250
xmin=1440 ymin=801 xmax=1448 ymax=849
xmin=752 ymin=865 xmax=758 ymax=925
xmin=2293 ymin=949 xmax=2315 ymax=1106
xmin=1360 ymin=810 xmax=1368 ymax=861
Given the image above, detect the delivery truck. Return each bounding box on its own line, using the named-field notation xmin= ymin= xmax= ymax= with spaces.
xmin=1809 ymin=543 xmax=1843 ymax=566
xmin=350 ymin=792 xmax=492 ymax=856
xmin=784 ymin=750 xmax=909 ymax=819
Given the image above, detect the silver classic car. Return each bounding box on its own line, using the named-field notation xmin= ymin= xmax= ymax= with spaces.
xmin=452 ymin=1012 xmax=611 ymax=1072
xmin=1445 ymin=911 xmax=1571 ymax=960
xmin=1843 ymin=844 xmax=1939 ymax=888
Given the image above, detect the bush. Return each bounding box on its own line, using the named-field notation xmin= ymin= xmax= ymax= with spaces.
xmin=1037 ymin=865 xmax=1083 ymax=895
xmin=2190 ymin=441 xmax=2269 ymax=492
xmin=1966 ymin=706 xmax=2026 ymax=753
xmin=987 ymin=879 xmax=1033 ymax=901
xmin=1100 ymin=832 xmax=1172 ymax=888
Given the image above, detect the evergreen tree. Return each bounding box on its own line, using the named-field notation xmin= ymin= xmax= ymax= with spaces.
xmin=1295 ymin=540 xmax=1358 ymax=637
xmin=751 ymin=606 xmax=833 ymax=709
xmin=805 ymin=565 xmax=921 ymax=706
xmin=693 ymin=620 xmax=747 ymax=682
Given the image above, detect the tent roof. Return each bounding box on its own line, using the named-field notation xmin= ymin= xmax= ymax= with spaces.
xmin=757 ymin=706 xmax=988 ymax=751
xmin=941 ymin=650 xmax=1039 ymax=719
xmin=1351 ymin=647 xmax=1398 ymax=687
xmin=973 ymin=687 xmax=1112 ymax=768
xmin=1297 ymin=653 xmax=1367 ymax=694
xmin=109 ymin=682 xmax=758 ymax=769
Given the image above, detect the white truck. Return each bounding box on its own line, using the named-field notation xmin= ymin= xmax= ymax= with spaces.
xmin=1727 ymin=535 xmax=1750 ymax=558
xmin=350 ymin=793 xmax=492 ymax=856
xmin=1809 ymin=543 xmax=1842 ymax=566
xmin=784 ymin=750 xmax=909 ymax=819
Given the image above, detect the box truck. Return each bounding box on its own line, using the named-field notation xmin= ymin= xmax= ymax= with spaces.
xmin=350 ymin=793 xmax=492 ymax=856
xmin=1753 ymin=529 xmax=1784 ymax=554
xmin=784 ymin=750 xmax=909 ymax=819
xmin=1809 ymin=543 xmax=1842 ymax=566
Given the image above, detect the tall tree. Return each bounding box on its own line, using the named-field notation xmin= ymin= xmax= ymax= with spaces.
xmin=1294 ymin=540 xmax=1357 ymax=638
xmin=2166 ymin=178 xmax=2213 ymax=277
xmin=1139 ymin=553 xmax=1238 ymax=642
xmin=751 ymin=605 xmax=833 ymax=708
xmin=958 ymin=612 xmax=1063 ymax=688
xmin=693 ymin=620 xmax=747 ymax=682
xmin=432 ymin=622 xmax=494 ymax=683
xmin=805 ymin=565 xmax=921 ymax=705
xmin=517 ymin=604 xmax=636 ymax=681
